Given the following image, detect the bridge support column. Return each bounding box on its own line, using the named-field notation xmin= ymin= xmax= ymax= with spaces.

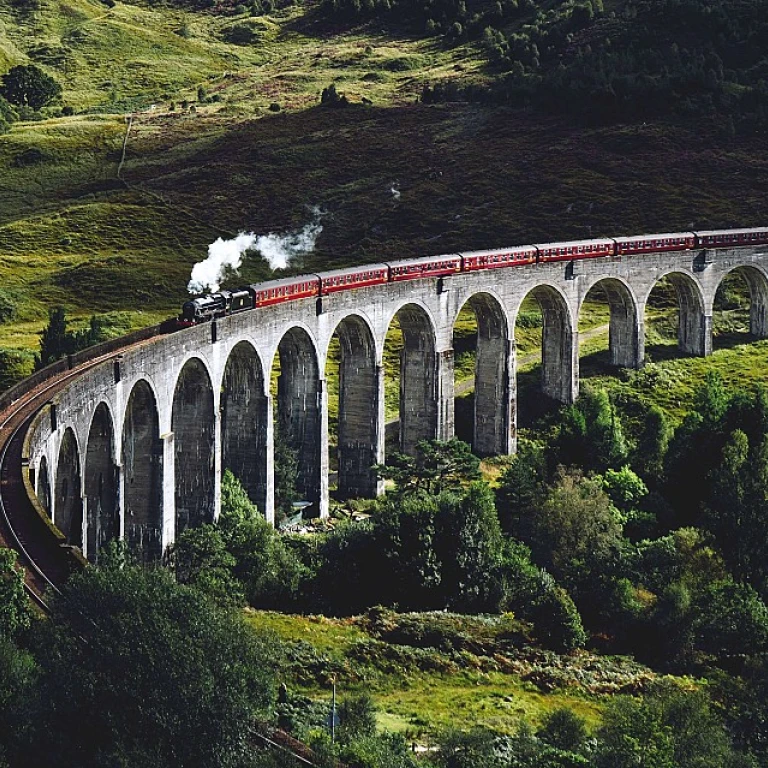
xmin=508 ymin=340 xmax=518 ymax=455
xmin=542 ymin=323 xmax=578 ymax=404
xmin=319 ymin=378 xmax=329 ymax=519
xmin=375 ymin=364 xmax=386 ymax=495
xmin=680 ymin=310 xmax=712 ymax=356
xmin=436 ymin=348 xmax=455 ymax=442
xmin=608 ymin=296 xmax=644 ymax=369
xmin=474 ymin=333 xmax=515 ymax=457
xmin=161 ymin=431 xmax=175 ymax=553
xmin=264 ymin=395 xmax=275 ymax=525
xmin=213 ymin=410 xmax=222 ymax=523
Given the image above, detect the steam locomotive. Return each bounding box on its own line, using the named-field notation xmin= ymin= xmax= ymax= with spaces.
xmin=179 ymin=227 xmax=768 ymax=325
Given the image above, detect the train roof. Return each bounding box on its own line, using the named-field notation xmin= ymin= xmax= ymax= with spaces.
xmin=614 ymin=232 xmax=695 ymax=243
xmin=251 ymin=274 xmax=319 ymax=291
xmin=460 ymin=245 xmax=537 ymax=257
xmin=534 ymin=238 xmax=614 ymax=249
xmin=385 ymin=253 xmax=461 ymax=268
xmin=318 ymin=263 xmax=389 ymax=279
xmin=694 ymin=227 xmax=768 ymax=237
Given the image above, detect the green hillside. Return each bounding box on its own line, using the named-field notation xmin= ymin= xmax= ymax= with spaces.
xmin=0 ymin=0 xmax=765 ymax=357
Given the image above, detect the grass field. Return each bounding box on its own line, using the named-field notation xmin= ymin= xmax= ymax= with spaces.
xmin=247 ymin=609 xmax=659 ymax=740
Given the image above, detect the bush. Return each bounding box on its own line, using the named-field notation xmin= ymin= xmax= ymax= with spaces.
xmin=16 ymin=565 xmax=278 ymax=768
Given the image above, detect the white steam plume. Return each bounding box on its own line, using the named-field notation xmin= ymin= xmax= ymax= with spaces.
xmin=390 ymin=182 xmax=401 ymax=201
xmin=188 ymin=232 xmax=256 ymax=294
xmin=255 ymin=207 xmax=324 ymax=270
xmin=187 ymin=208 xmax=325 ymax=294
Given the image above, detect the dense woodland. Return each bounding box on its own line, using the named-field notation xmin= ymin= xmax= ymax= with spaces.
xmin=323 ymin=0 xmax=768 ymax=131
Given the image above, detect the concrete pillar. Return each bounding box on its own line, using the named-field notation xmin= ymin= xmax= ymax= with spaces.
xmin=55 ymin=428 xmax=83 ymax=548
xmin=84 ymin=404 xmax=118 ymax=562
xmin=276 ymin=328 xmax=321 ymax=515
xmin=318 ymin=377 xmax=329 ymax=519
xmin=398 ymin=306 xmax=438 ymax=454
xmin=263 ymin=394 xmax=275 ymax=525
xmin=374 ymin=364 xmax=386 ymax=496
xmin=738 ymin=268 xmax=768 ymax=338
xmin=473 ymin=329 xmax=514 ymax=456
xmin=541 ymin=312 xmax=578 ymax=404
xmin=220 ymin=343 xmax=268 ymax=517
xmin=161 ymin=431 xmax=175 ymax=552
xmin=507 ymin=339 xmax=518 ymax=454
xmin=213 ymin=410 xmax=221 ymax=522
xmin=436 ymin=348 xmax=455 ymax=442
xmin=679 ymin=308 xmax=711 ymax=356
xmin=607 ymin=296 xmax=643 ymax=369
xmin=172 ymin=359 xmax=216 ymax=534
xmin=122 ymin=381 xmax=163 ymax=562
xmin=336 ymin=318 xmax=380 ymax=499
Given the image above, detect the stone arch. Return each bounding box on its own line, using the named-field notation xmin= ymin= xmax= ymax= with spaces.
xmin=386 ymin=303 xmax=438 ymax=455
xmin=715 ymin=265 xmax=768 ymax=339
xmin=221 ymin=341 xmax=268 ymax=514
xmin=516 ymin=284 xmax=577 ymax=404
xmin=36 ymin=455 xmax=51 ymax=517
xmin=84 ymin=403 xmax=118 ymax=563
xmin=646 ymin=271 xmax=708 ymax=356
xmin=454 ymin=292 xmax=512 ymax=456
xmin=122 ymin=379 xmax=163 ymax=563
xmin=55 ymin=427 xmax=82 ymax=548
xmin=329 ymin=314 xmax=380 ymax=498
xmin=274 ymin=327 xmax=321 ymax=511
xmin=579 ymin=278 xmax=642 ymax=369
xmin=173 ymin=357 xmax=216 ymax=534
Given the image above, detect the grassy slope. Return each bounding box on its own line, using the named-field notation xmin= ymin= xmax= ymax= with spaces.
xmin=250 ymin=610 xmax=661 ymax=739
xmin=0 ymin=1 xmax=766 ymax=346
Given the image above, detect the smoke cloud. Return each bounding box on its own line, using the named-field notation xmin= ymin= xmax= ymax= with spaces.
xmin=187 ymin=207 xmax=325 ymax=294
xmin=188 ymin=232 xmax=256 ymax=294
xmin=255 ymin=206 xmax=324 ymax=270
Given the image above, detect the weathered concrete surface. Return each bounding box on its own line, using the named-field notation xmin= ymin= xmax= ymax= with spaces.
xmin=25 ymin=244 xmax=768 ymax=560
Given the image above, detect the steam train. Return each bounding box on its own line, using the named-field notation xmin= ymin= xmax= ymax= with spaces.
xmin=179 ymin=227 xmax=768 ymax=325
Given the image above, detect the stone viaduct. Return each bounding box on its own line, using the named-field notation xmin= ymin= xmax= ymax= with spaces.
xmin=24 ymin=244 xmax=768 ymax=562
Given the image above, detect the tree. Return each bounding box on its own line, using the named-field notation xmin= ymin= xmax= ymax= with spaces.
xmin=375 ymin=438 xmax=480 ymax=498
xmin=495 ymin=439 xmax=548 ymax=537
xmin=595 ymin=683 xmax=743 ymax=768
xmin=631 ymin=405 xmax=671 ymax=484
xmin=435 ymin=482 xmax=505 ymax=611
xmin=554 ymin=387 xmax=627 ymax=473
xmin=0 ymin=65 xmax=61 ymax=109
xmin=168 ymin=523 xmax=244 ymax=607
xmin=537 ymin=708 xmax=588 ymax=753
xmin=0 ymin=549 xmax=31 ymax=641
xmin=529 ymin=469 xmax=623 ymax=592
xmin=20 ymin=564 xmax=278 ymax=768
xmin=337 ymin=692 xmax=377 ymax=745
xmin=38 ymin=306 xmax=69 ymax=367
xmin=219 ymin=470 xmax=306 ymax=609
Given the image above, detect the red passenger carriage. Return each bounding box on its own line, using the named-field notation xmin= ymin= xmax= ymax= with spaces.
xmin=535 ymin=238 xmax=615 ymax=262
xmin=386 ymin=254 xmax=462 ymax=281
xmin=614 ymin=233 xmax=696 ymax=255
xmin=252 ymin=275 xmax=320 ymax=307
xmin=461 ymin=246 xmax=537 ymax=271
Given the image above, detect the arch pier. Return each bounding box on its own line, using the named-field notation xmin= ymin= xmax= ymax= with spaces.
xmin=22 ymin=243 xmax=768 ymax=561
